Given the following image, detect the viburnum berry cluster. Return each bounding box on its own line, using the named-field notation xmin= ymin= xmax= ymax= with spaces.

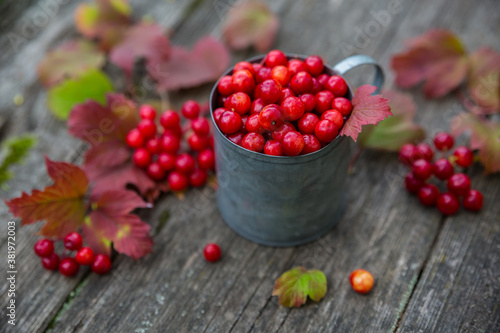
xmin=399 ymin=131 xmax=484 ymax=215
xmin=126 ymin=101 xmax=216 ymax=191
xmin=33 ymin=232 xmax=111 ymax=277
xmin=213 ymin=50 xmax=353 ymax=156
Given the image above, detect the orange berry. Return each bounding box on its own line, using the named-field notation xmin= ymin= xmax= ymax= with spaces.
xmin=349 ymin=269 xmax=374 ymax=294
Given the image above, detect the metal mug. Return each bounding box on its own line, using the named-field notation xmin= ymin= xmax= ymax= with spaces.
xmin=209 ymin=54 xmax=384 ymax=246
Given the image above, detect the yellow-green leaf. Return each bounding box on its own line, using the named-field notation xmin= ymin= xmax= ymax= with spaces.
xmin=272 ymin=267 xmax=327 ymax=308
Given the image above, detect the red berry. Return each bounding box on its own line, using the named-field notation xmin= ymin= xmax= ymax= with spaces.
xmin=234 ymin=61 xmax=256 ymax=76
xmin=160 ymin=110 xmax=180 ymax=129
xmin=158 ymin=153 xmax=176 ymax=171
xmin=412 ymin=159 xmax=433 ymax=181
xmin=255 ymin=79 xmax=282 ymax=105
xmin=217 ymin=75 xmax=233 ymax=96
xmin=399 ymin=144 xmax=422 ymax=166
xmin=181 ymin=100 xmax=201 ymax=119
xmin=418 ymin=184 xmax=440 ymax=206
xmin=433 ymin=132 xmax=454 ymax=151
xmin=213 ymin=107 xmax=228 ymax=124
xmin=298 ymin=113 xmax=320 ymax=134
xmin=264 ymin=140 xmax=283 ymax=156
xmin=315 ymin=119 xmax=338 ymax=143
xmin=255 ymin=66 xmax=272 ymax=84
xmin=75 ymin=247 xmax=95 ymax=266
xmin=139 ymin=104 xmax=157 ymax=120
xmin=310 ymin=77 xmax=322 ymax=94
xmin=405 ymin=172 xmax=425 ymax=194
xmin=463 ymin=189 xmax=484 ymax=212
xmin=453 ymin=146 xmax=474 ymax=168
xmin=34 ymin=239 xmax=54 ymax=258
xmin=259 ymin=104 xmax=284 ymax=131
xmin=232 ymin=70 xmax=255 ymax=95
xmin=242 ymin=133 xmax=265 ymax=153
xmin=126 ymin=129 xmax=145 ymax=149
xmin=416 ymin=143 xmax=434 ymax=161
xmin=287 ymin=59 xmax=306 ymax=76
xmin=437 ymin=193 xmax=460 ymax=215
xmin=168 ymin=171 xmax=188 ymax=191
xmin=133 ymin=148 xmax=152 ymax=168
xmin=332 ymin=97 xmax=353 ymax=116
xmin=301 ymin=134 xmax=322 ymax=154
xmin=41 ymin=253 xmax=59 ymax=271
xmin=304 ymin=55 xmax=324 ymax=76
xmin=146 ymin=138 xmax=161 ymax=155
xmin=252 ymin=63 xmax=262 ymax=73
xmin=189 ymin=168 xmax=208 ymax=187
xmin=245 ymin=114 xmax=262 ymax=133
xmin=300 ymin=93 xmax=316 ymax=112
xmin=175 ymin=153 xmax=195 ymax=174
xmin=325 ymin=75 xmax=348 ymax=96
xmin=272 ymin=122 xmax=296 ymax=142
xmin=271 ymin=65 xmax=292 ymax=86
xmin=250 ymin=99 xmax=265 ymax=114
xmin=433 ymin=158 xmax=454 ymax=180
xmin=160 ymin=133 xmax=181 ymax=154
xmin=147 ymin=162 xmax=165 ymax=181
xmin=447 ymin=173 xmax=471 ymax=196
xmin=315 ymin=90 xmax=335 ymax=114
xmin=281 ymin=96 xmax=305 ymax=121
xmin=280 ymin=88 xmax=296 ymax=103
xmin=321 ymin=110 xmax=344 ymax=129
xmin=219 ymin=110 xmax=243 ymax=134
xmin=350 ymin=269 xmax=374 ymax=294
xmin=198 ymin=149 xmax=215 ymax=170
xmin=264 ymin=50 xmax=288 ymax=67
xmin=203 ymin=243 xmax=221 ymax=262
xmin=191 ymin=118 xmax=210 ymax=137
xmin=282 ymin=131 xmax=305 ymax=156
xmin=64 ymin=232 xmax=83 ymax=251
xmin=226 ymin=132 xmax=244 ymax=146
xmin=188 ymin=133 xmax=208 ymax=151
xmin=225 ymin=92 xmax=252 ymax=115
xmin=290 ymin=71 xmax=313 ymax=95
xmin=59 ymin=257 xmax=79 ymax=277
xmin=137 ymin=119 xmax=157 ymax=138
xmin=316 ymin=73 xmax=330 ymax=88
xmin=91 ymin=254 xmax=111 ymax=275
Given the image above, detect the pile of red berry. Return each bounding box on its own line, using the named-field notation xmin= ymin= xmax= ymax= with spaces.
xmin=126 ymin=101 xmax=216 ymax=190
xmin=33 ymin=232 xmax=111 ymax=277
xmin=399 ymin=132 xmax=483 ymax=215
xmin=213 ymin=50 xmax=352 ymax=156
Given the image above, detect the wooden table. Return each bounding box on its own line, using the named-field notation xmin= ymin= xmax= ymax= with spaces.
xmin=1 ymin=0 xmax=499 ymax=332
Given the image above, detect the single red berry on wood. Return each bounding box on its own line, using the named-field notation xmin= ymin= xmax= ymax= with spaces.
xmin=217 ymin=75 xmax=233 ymax=96
xmin=437 ymin=193 xmax=460 ymax=215
xmin=350 ymin=269 xmax=374 ymax=294
xmin=91 ymin=254 xmax=111 ymax=275
xmin=332 ymin=97 xmax=353 ymax=116
xmin=321 ymin=110 xmax=344 ymax=129
xmin=75 ymin=247 xmax=95 ymax=266
xmin=447 ymin=173 xmax=471 ymax=196
xmin=463 ymin=189 xmax=484 ymax=212
xmin=191 ymin=118 xmax=210 ymax=137
xmin=315 ymin=119 xmax=338 ymax=143
xmin=168 ymin=171 xmax=189 ymax=191
xmin=412 ymin=159 xmax=433 ymax=181
xmin=453 ymin=146 xmax=474 ymax=168
xmin=34 ymin=239 xmax=54 ymax=258
xmin=203 ymin=243 xmax=222 ymax=262
xmin=59 ymin=257 xmax=79 ymax=277
xmin=147 ymin=162 xmax=166 ymax=181
xmin=433 ymin=132 xmax=454 ymax=151
xmin=242 ymin=133 xmax=265 ymax=153
xmin=137 ymin=119 xmax=157 ymax=138
xmin=41 ymin=253 xmax=59 ymax=271
xmin=281 ymin=96 xmax=305 ymax=121
xmin=315 ymin=90 xmax=335 ymax=114
xmin=133 ymin=148 xmax=152 ymax=168
xmin=126 ymin=129 xmax=145 ymax=149
xmin=259 ymin=104 xmax=284 ymax=131
xmin=282 ymin=131 xmax=305 ymax=156
xmin=139 ymin=104 xmax=157 ymax=121
xmin=264 ymin=50 xmax=288 ymax=67
xmin=405 ymin=172 xmax=425 ymax=194
xmin=181 ymin=100 xmax=201 ymax=119
xmin=304 ymin=55 xmax=324 ymax=76
xmin=298 ymin=113 xmax=320 ymax=134
xmin=433 ymin=158 xmax=454 ymax=180
xmin=418 ymin=184 xmax=440 ymax=206
xmin=189 ymin=168 xmax=208 ymax=187
xmin=160 ymin=110 xmax=180 ymax=129
xmin=264 ymin=140 xmax=283 ymax=156
xmin=325 ymin=75 xmax=348 ymax=96
xmin=198 ymin=149 xmax=215 ymax=170
xmin=416 ymin=143 xmax=434 ymax=161
xmin=290 ymin=71 xmax=313 ymax=95
xmin=301 ymin=134 xmax=322 ymax=155
xmin=64 ymin=232 xmax=83 ymax=251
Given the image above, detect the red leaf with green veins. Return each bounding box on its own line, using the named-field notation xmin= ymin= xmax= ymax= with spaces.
xmin=221 ymin=2 xmax=279 ymax=52
xmin=37 ymin=39 xmax=106 ymax=87
xmin=340 ymin=85 xmax=392 ymax=142
xmin=451 ymin=113 xmax=500 ymax=174
xmin=391 ymin=29 xmax=468 ymax=98
xmin=110 ymin=22 xmax=170 ymax=77
xmin=466 ymin=47 xmax=500 ymax=111
xmin=272 ymin=267 xmax=327 ymax=308
xmin=5 ymin=157 xmax=89 ymax=238
xmin=150 ymin=36 xmax=231 ymax=91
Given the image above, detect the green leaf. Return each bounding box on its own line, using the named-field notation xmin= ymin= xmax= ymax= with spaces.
xmin=272 ymin=266 xmax=327 ymax=307
xmin=47 ymin=69 xmax=114 ymax=120
xmin=0 ymin=134 xmax=37 ymax=188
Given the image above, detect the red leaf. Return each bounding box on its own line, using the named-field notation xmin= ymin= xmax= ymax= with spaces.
xmin=109 ymin=22 xmax=170 ymax=77
xmin=340 ymin=85 xmax=392 ymax=142
xmin=221 ymin=2 xmax=279 ymax=52
xmin=391 ymin=29 xmax=468 ymax=98
xmin=5 ymin=157 xmax=89 ymax=238
xmin=149 ymin=36 xmax=231 ymax=91
xmin=466 ymin=47 xmax=500 ymax=111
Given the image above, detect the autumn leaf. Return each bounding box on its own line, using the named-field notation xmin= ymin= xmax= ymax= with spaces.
xmin=340 ymin=85 xmax=392 ymax=142
xmin=466 ymin=47 xmax=500 ymax=111
xmin=37 ymin=39 xmax=106 ymax=87
xmin=451 ymin=113 xmax=500 ymax=174
xmin=358 ymin=90 xmax=425 ymax=151
xmin=272 ymin=267 xmax=327 ymax=308
xmin=109 ymin=22 xmax=170 ymax=77
xmin=0 ymin=134 xmax=37 ymax=188
xmin=221 ymin=2 xmax=279 ymax=52
xmin=74 ymin=0 xmax=132 ymax=51
xmin=5 ymin=157 xmax=89 ymax=238
xmin=391 ymin=29 xmax=469 ymax=98
xmin=150 ymin=36 xmax=231 ymax=92
xmin=48 ymin=69 xmax=114 ymax=120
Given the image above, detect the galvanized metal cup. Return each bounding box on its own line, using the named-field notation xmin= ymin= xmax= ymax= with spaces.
xmin=210 ymin=54 xmax=384 ymax=246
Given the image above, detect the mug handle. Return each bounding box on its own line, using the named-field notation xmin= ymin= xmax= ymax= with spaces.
xmin=332 ymin=54 xmax=385 ymax=94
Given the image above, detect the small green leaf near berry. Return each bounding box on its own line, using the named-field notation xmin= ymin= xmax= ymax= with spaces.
xmin=272 ymin=267 xmax=327 ymax=308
